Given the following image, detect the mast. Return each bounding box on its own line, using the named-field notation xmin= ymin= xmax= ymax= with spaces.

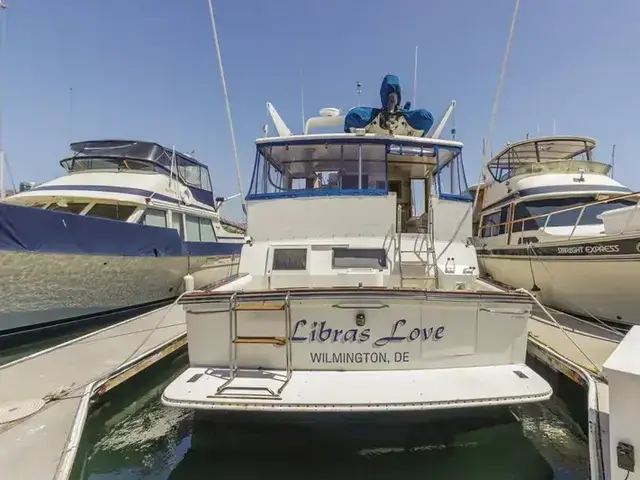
xmin=206 ymin=0 xmax=246 ymax=216
xmin=0 ymin=1 xmax=7 ymax=199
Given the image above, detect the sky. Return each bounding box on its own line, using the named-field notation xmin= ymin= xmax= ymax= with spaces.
xmin=1 ymin=0 xmax=639 ymax=220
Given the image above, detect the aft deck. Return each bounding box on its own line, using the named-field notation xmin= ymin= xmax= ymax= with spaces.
xmin=162 ymin=363 xmax=551 ymax=412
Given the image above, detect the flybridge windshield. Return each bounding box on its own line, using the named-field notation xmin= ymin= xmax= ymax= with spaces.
xmin=248 ymin=142 xmax=388 ymax=199
xmin=60 ymin=140 xmax=213 ymax=193
xmin=246 ymin=138 xmax=470 ymax=201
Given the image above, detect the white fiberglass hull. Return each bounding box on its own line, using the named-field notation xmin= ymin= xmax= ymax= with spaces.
xmin=478 ymin=253 xmax=640 ymax=325
xmin=0 ymin=251 xmax=239 ymax=334
xmin=162 ymin=287 xmax=552 ymax=417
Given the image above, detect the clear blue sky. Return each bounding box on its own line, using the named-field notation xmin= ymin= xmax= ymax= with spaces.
xmin=1 ymin=0 xmax=638 ymax=220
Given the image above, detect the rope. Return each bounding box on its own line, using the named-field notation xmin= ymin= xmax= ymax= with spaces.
xmin=525 ymin=243 xmax=626 ymax=337
xmin=515 ymin=287 xmax=603 ymax=375
xmin=472 ymin=0 xmax=521 ymax=212
xmin=206 ymin=0 xmax=246 ymax=217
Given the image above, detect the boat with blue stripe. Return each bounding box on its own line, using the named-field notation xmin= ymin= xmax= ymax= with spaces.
xmin=0 ymin=139 xmax=244 ymax=335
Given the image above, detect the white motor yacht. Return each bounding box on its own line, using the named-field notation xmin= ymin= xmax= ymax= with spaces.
xmin=471 ymin=135 xmax=640 ymax=324
xmin=162 ymin=75 xmax=551 ymax=419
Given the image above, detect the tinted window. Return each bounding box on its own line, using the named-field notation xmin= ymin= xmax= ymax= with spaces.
xmin=46 ymin=202 xmax=88 ymax=214
xmin=272 ymin=248 xmax=307 ymax=271
xmin=186 ymin=215 xmax=200 ymax=240
xmin=185 ymin=215 xmax=218 ymax=242
xmin=199 ymin=218 xmax=216 ymax=242
xmin=85 ymin=203 xmax=136 ymax=221
xmin=171 ymin=211 xmax=184 ymax=239
xmin=332 ymin=248 xmax=387 ymax=269
xmin=141 ymin=208 xmax=167 ymax=228
xmin=481 ymin=209 xmax=502 ymax=237
xmin=513 ymin=196 xmax=637 ymax=231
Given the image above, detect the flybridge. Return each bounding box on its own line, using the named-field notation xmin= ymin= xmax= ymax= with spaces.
xmin=265 ymin=74 xmax=457 ymax=140
xmin=249 ymin=74 xmax=469 ymax=202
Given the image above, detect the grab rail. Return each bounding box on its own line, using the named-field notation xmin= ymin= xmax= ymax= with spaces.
xmin=479 ymin=190 xmax=640 ymax=241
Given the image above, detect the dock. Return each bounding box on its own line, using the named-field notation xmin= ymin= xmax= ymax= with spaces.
xmin=0 ymin=280 xmax=624 ymax=480
xmin=0 ymin=303 xmax=186 ymax=480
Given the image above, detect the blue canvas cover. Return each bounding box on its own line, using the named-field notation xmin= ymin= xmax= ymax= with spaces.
xmin=344 ymin=74 xmax=434 ymax=135
xmin=0 ymin=203 xmax=242 ymax=257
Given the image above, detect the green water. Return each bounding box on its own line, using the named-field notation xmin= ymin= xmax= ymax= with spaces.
xmin=71 ymin=356 xmax=590 ymax=480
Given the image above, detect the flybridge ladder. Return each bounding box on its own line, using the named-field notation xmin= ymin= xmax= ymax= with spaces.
xmin=398 ymin=205 xmax=439 ymax=289
xmin=212 ymin=292 xmax=293 ymax=399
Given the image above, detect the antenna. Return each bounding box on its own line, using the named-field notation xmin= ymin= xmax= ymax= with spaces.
xmin=611 ymin=144 xmax=616 ymax=179
xmin=356 ymin=81 xmax=362 ymax=107
xmin=412 ymin=45 xmax=418 ymax=107
xmin=472 ymin=0 xmax=520 ymax=213
xmin=0 ymin=2 xmax=6 ymax=199
xmin=300 ymin=69 xmax=305 ymax=133
xmin=206 ymin=0 xmax=246 ymax=216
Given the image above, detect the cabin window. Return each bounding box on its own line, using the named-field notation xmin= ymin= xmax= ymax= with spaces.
xmin=199 ymin=218 xmax=216 ymax=242
xmin=46 ymin=202 xmax=89 ymax=214
xmin=185 ymin=214 xmax=217 ymax=242
xmin=480 ymin=210 xmax=498 ymax=237
xmin=513 ymin=196 xmax=638 ymax=230
xmin=499 ymin=206 xmax=510 ymax=234
xmin=171 ymin=212 xmax=184 ymax=239
xmin=85 ymin=203 xmax=136 ymax=221
xmin=332 ymin=248 xmax=387 ymax=269
xmin=141 ymin=208 xmax=167 ymax=228
xmin=272 ymin=248 xmax=307 ymax=271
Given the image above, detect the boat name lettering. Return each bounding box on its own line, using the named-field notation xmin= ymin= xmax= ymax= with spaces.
xmin=291 ymin=319 xmax=445 ymax=347
xmin=556 ymin=244 xmax=619 ymax=255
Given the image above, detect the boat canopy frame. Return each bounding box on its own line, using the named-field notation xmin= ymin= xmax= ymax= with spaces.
xmin=487 ymin=136 xmax=599 ymax=183
xmin=246 ymin=135 xmax=471 ymax=202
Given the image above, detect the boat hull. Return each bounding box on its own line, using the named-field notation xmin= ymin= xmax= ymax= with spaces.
xmin=477 ymin=235 xmax=640 ymax=324
xmin=0 ymin=250 xmax=239 ymax=334
xmin=162 ymin=287 xmax=552 ymax=417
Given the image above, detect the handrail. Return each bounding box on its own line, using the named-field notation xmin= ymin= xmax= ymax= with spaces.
xmin=479 ymin=190 xmax=640 ymax=239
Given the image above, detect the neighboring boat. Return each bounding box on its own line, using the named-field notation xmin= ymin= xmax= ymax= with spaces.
xmin=162 ymin=74 xmax=551 ymax=420
xmin=471 ymin=135 xmax=640 ymax=324
xmin=0 ymin=139 xmax=244 ymax=335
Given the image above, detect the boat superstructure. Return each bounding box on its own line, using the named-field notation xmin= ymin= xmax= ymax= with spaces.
xmin=0 ymin=139 xmax=244 ymax=334
xmin=162 ymin=75 xmax=551 ymax=418
xmin=472 ymin=135 xmax=640 ymax=324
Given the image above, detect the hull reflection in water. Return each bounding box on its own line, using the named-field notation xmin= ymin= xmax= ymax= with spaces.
xmin=70 ymin=356 xmax=588 ymax=480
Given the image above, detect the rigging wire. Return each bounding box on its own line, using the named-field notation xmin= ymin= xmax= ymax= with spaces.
xmin=472 ymin=0 xmax=521 ymax=212
xmin=206 ymin=0 xmax=246 ymax=217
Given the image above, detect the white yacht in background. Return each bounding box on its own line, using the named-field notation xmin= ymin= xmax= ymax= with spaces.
xmin=471 ymin=135 xmax=640 ymax=325
xmin=0 ymin=140 xmax=244 ymax=335
xmin=162 ymin=74 xmax=551 ymax=420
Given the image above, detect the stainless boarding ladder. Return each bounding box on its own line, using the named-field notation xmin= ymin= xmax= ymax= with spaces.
xmin=214 ymin=292 xmax=293 ymax=398
xmin=397 ymin=204 xmax=438 ymax=288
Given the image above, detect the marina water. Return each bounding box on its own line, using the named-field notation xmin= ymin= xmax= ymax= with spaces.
xmin=70 ymin=353 xmax=589 ymax=480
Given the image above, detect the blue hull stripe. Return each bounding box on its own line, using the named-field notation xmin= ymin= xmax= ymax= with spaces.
xmin=482 ymin=184 xmax=632 ymax=211
xmin=0 ymin=203 xmax=242 ymax=257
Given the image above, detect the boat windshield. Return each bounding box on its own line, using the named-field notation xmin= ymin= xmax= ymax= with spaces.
xmin=513 ymin=195 xmax=638 ymax=230
xmin=60 ymin=157 xmax=157 ymax=173
xmin=497 ymin=160 xmax=611 ymax=181
xmin=247 ymin=141 xmax=389 ymax=199
xmin=247 ymin=139 xmax=470 ymax=201
xmin=60 ymin=155 xmax=213 ymax=192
